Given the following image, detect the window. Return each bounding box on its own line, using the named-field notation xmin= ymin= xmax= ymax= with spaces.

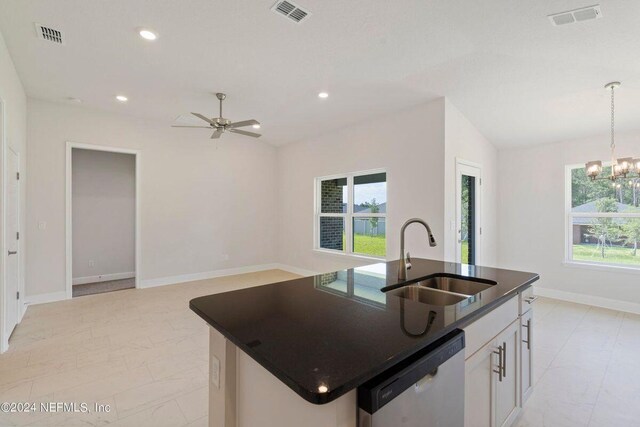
xmin=567 ymin=165 xmax=640 ymax=269
xmin=316 ymin=170 xmax=387 ymax=258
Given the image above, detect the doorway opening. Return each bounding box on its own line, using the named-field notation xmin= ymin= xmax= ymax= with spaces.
xmin=456 ymin=160 xmax=482 ymax=265
xmin=66 ymin=143 xmax=141 ymax=298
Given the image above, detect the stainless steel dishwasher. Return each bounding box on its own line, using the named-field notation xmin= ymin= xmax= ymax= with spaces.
xmin=357 ymin=330 xmax=465 ymax=427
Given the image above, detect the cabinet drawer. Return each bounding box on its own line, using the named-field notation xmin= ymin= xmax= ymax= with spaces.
xmin=463 ymin=296 xmax=518 ymax=359
xmin=519 ymin=286 xmax=535 ymax=315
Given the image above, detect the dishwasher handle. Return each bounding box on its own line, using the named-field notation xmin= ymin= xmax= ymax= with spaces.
xmin=414 ymin=367 xmax=438 ymax=393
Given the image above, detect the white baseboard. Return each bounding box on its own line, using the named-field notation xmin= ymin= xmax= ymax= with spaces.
xmin=73 ymin=272 xmax=135 ymax=286
xmin=139 ymin=263 xmax=303 ymax=289
xmin=272 ymin=263 xmax=319 ymax=277
xmin=534 ymin=286 xmax=640 ymax=315
xmin=24 ymin=264 xmax=318 ymax=307
xmin=24 ymin=291 xmax=68 ymax=307
xmin=18 ymin=303 xmax=26 ymax=323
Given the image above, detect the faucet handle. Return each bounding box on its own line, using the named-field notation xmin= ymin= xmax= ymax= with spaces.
xmin=406 ymin=252 xmax=412 ymax=270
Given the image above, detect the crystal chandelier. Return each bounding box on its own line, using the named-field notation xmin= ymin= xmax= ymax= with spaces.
xmin=585 ymin=82 xmax=640 ymax=184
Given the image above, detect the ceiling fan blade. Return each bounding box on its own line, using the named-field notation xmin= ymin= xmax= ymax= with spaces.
xmin=228 ymin=119 xmax=259 ymax=129
xmin=229 ymin=129 xmax=261 ymax=138
xmin=171 ymin=125 xmax=211 ymax=128
xmin=211 ymin=129 xmax=224 ymax=139
xmin=191 ymin=112 xmax=216 ymax=125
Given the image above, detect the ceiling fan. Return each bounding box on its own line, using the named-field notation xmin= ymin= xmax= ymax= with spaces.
xmin=172 ymin=93 xmax=261 ymax=139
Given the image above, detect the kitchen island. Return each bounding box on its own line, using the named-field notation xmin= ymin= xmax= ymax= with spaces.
xmin=190 ymin=258 xmax=539 ymax=427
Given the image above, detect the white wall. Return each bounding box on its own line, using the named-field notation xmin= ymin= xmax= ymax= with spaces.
xmin=444 ymin=99 xmax=498 ymax=266
xmin=25 ymin=95 xmax=501 ymax=301
xmin=0 ymin=29 xmax=27 ymax=348
xmin=276 ymin=98 xmax=446 ymax=273
xmin=498 ymin=130 xmax=640 ymax=307
xmin=26 ymin=98 xmax=279 ymax=297
xmin=72 ymin=149 xmax=135 ymax=282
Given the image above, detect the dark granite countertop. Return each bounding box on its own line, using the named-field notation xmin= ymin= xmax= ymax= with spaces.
xmin=189 ymin=258 xmax=539 ymax=405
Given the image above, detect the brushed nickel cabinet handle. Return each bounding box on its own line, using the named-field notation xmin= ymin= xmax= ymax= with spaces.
xmin=525 ymin=296 xmax=538 ymax=304
xmin=502 ymin=342 xmax=507 ymax=378
xmin=493 ymin=346 xmax=503 ymax=382
xmin=522 ymin=319 xmax=531 ymax=350
xmin=8 ymin=251 xmax=17 ymax=255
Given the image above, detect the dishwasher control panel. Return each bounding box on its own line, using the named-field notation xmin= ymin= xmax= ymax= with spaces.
xmin=358 ymin=329 xmax=465 ymax=414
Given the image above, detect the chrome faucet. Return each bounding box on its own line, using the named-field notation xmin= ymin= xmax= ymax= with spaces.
xmin=398 ymin=218 xmax=437 ymax=281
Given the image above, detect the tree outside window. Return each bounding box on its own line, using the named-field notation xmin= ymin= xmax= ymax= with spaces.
xmin=569 ymin=165 xmax=640 ymax=268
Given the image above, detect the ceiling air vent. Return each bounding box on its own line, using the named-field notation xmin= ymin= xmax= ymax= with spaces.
xmin=271 ymin=0 xmax=310 ymax=24
xmin=548 ymin=5 xmax=602 ymax=26
xmin=35 ymin=23 xmax=64 ymax=44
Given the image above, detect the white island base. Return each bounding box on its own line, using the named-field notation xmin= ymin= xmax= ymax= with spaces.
xmin=208 ymin=327 xmax=357 ymax=427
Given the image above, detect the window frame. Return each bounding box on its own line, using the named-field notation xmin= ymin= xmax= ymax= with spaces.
xmin=565 ymin=164 xmax=640 ymax=272
xmin=314 ymin=168 xmax=387 ymax=260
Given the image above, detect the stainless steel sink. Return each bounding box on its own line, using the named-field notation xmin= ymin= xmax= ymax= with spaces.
xmin=417 ymin=276 xmax=495 ymax=296
xmin=388 ymin=286 xmax=469 ymax=306
xmin=386 ymin=274 xmax=497 ymax=306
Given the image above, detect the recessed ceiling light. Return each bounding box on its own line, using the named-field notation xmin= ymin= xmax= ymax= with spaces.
xmin=252 ymin=124 xmax=261 ymax=129
xmin=66 ymin=97 xmax=82 ymax=103
xmin=318 ymin=92 xmax=329 ymax=99
xmin=115 ymin=95 xmax=128 ymax=102
xmin=138 ymin=29 xmax=158 ymax=41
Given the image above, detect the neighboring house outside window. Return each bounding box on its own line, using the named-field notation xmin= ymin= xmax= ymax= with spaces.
xmin=567 ymin=165 xmax=640 ymax=269
xmin=316 ymin=170 xmax=387 ymax=258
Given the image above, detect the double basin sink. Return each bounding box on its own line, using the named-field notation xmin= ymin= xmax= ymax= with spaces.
xmin=386 ymin=275 xmax=496 ymax=306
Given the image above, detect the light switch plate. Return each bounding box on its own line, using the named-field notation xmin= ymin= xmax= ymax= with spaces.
xmin=211 ymin=355 xmax=220 ymax=389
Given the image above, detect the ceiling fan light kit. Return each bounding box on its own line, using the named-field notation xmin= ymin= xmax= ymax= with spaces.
xmin=172 ymin=93 xmax=262 ymax=139
xmin=585 ymin=82 xmax=640 ymax=185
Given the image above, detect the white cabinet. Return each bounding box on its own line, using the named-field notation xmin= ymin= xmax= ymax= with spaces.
xmin=464 ymin=339 xmax=495 ymax=427
xmin=464 ymin=291 xmax=530 ymax=427
xmin=464 ymin=319 xmax=520 ymax=427
xmin=495 ymin=321 xmax=520 ymax=427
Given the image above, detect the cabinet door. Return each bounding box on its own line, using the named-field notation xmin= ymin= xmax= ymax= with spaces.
xmin=520 ymin=310 xmax=533 ymax=403
xmin=464 ymin=341 xmax=498 ymax=427
xmin=495 ymin=320 xmax=520 ymax=427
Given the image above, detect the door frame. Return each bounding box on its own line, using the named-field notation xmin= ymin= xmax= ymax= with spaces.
xmin=4 ymin=147 xmax=21 ymax=341
xmin=65 ymin=142 xmax=142 ymax=299
xmin=0 ymin=96 xmax=6 ymax=352
xmin=455 ymin=158 xmax=482 ymax=265
xmin=1 ymin=97 xmax=25 ymax=353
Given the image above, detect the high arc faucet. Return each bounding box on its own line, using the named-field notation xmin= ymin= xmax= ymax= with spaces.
xmin=398 ymin=218 xmax=437 ymax=281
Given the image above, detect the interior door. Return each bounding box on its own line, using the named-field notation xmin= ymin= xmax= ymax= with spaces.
xmin=456 ymin=162 xmax=481 ymax=265
xmin=5 ymin=147 xmax=20 ymax=337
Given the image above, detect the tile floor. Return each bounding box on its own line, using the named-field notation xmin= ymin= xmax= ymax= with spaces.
xmin=0 ymin=269 xmax=299 ymax=427
xmin=1 ymin=277 xmax=638 ymax=426
xmin=515 ymin=297 xmax=640 ymax=427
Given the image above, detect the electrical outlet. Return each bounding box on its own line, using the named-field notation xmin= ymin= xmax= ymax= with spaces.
xmin=38 ymin=221 xmax=47 ymax=230
xmin=211 ymin=356 xmax=220 ymax=389
xmin=222 ymin=254 xmax=229 ymax=261
xmin=88 ymin=260 xmax=95 ymax=268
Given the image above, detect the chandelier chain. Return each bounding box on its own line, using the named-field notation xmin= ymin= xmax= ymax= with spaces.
xmin=610 ymin=84 xmax=615 ymax=150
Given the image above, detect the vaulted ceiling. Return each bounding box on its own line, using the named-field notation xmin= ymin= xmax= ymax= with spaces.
xmin=1 ymin=0 xmax=639 ymax=147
